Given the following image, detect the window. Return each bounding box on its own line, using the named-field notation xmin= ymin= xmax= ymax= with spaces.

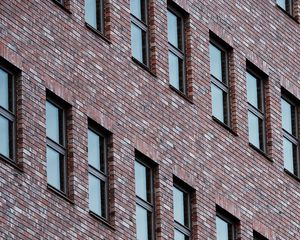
xmin=135 ymin=158 xmax=154 ymax=240
xmin=173 ymin=183 xmax=191 ymax=240
xmin=130 ymin=0 xmax=149 ymax=66
xmin=216 ymin=207 xmax=238 ymax=240
xmin=253 ymin=231 xmax=268 ymax=240
xmin=88 ymin=123 xmax=109 ymax=219
xmin=46 ymin=95 xmax=68 ymax=193
xmin=277 ymin=0 xmax=293 ymax=15
xmin=246 ymin=70 xmax=266 ymax=152
xmin=0 ymin=66 xmax=15 ymax=162
xmin=168 ymin=4 xmax=186 ymax=93
xmin=209 ymin=38 xmax=230 ymax=125
xmin=85 ymin=0 xmax=105 ymax=33
xmin=281 ymin=94 xmax=299 ymax=175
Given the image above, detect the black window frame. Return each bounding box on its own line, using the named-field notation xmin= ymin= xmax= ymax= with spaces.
xmin=134 ymin=156 xmax=155 ymax=240
xmin=130 ymin=0 xmax=149 ymax=67
xmin=87 ymin=121 xmax=109 ymax=221
xmin=46 ymin=93 xmax=68 ymax=195
xmin=246 ymin=67 xmax=266 ymax=153
xmin=167 ymin=3 xmax=187 ymax=94
xmin=281 ymin=92 xmax=299 ymax=176
xmin=173 ymin=181 xmax=192 ymax=239
xmin=0 ymin=65 xmax=16 ymax=163
xmin=85 ymin=0 xmax=105 ymax=34
xmin=216 ymin=206 xmax=239 ymax=240
xmin=253 ymin=231 xmax=268 ymax=240
xmin=277 ymin=0 xmax=294 ymax=15
xmin=209 ymin=36 xmax=230 ymax=126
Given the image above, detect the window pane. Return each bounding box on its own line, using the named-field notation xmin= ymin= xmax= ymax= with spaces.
xmin=283 ymin=137 xmax=295 ymax=173
xmin=0 ymin=115 xmax=10 ymax=158
xmin=136 ymin=205 xmax=150 ymax=240
xmin=169 ymin=51 xmax=184 ymax=91
xmin=211 ymin=84 xmax=225 ymax=123
xmin=131 ymin=0 xmax=144 ymax=21
xmin=47 ymin=147 xmax=62 ymax=190
xmin=168 ymin=10 xmax=179 ymax=48
xmin=131 ymin=23 xmax=147 ymax=64
xmin=246 ymin=72 xmax=259 ymax=108
xmin=0 ymin=69 xmax=9 ymax=110
xmin=135 ymin=161 xmax=148 ymax=201
xmin=89 ymin=173 xmax=104 ymax=216
xmin=277 ymin=0 xmax=286 ymax=10
xmin=248 ymin=111 xmax=261 ymax=148
xmin=281 ymin=98 xmax=293 ymax=134
xmin=174 ymin=229 xmax=186 ymax=240
xmin=216 ymin=216 xmax=229 ymax=240
xmin=173 ymin=186 xmax=185 ymax=225
xmin=209 ymin=44 xmax=223 ymax=82
xmin=88 ymin=129 xmax=104 ymax=171
xmin=46 ymin=101 xmax=61 ymax=144
xmin=85 ymin=0 xmax=97 ymax=29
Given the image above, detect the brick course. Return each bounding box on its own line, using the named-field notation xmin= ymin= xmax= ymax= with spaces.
xmin=1 ymin=0 xmax=300 ymax=239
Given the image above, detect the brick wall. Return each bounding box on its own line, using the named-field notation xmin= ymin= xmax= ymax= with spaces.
xmin=1 ymin=0 xmax=300 ymax=239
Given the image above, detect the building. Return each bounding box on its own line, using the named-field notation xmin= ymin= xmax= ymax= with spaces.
xmin=0 ymin=0 xmax=300 ymax=239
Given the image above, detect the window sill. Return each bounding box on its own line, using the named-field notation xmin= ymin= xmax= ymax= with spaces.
xmin=169 ymin=85 xmax=193 ymax=104
xmin=249 ymin=143 xmax=273 ymax=163
xmin=276 ymin=5 xmax=299 ymax=24
xmin=89 ymin=211 xmax=115 ymax=231
xmin=50 ymin=0 xmax=72 ymax=14
xmin=85 ymin=23 xmax=111 ymax=44
xmin=131 ymin=57 xmax=157 ymax=77
xmin=47 ymin=184 xmax=74 ymax=204
xmin=0 ymin=154 xmax=23 ymax=172
xmin=212 ymin=116 xmax=238 ymax=136
xmin=284 ymin=169 xmax=300 ymax=183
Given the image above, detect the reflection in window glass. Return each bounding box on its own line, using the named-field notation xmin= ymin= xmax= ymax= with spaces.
xmin=173 ymin=186 xmax=185 ymax=225
xmin=89 ymin=173 xmax=102 ymax=216
xmin=246 ymin=73 xmax=259 ymax=108
xmin=174 ymin=229 xmax=186 ymax=240
xmin=46 ymin=101 xmax=60 ymax=144
xmin=0 ymin=69 xmax=9 ymax=110
xmin=85 ymin=0 xmax=97 ymax=28
xmin=135 ymin=161 xmax=148 ymax=201
xmin=277 ymin=0 xmax=287 ymax=10
xmin=169 ymin=51 xmax=180 ymax=90
xmin=248 ymin=111 xmax=260 ymax=148
xmin=211 ymin=84 xmax=224 ymax=122
xmin=88 ymin=129 xmax=102 ymax=171
xmin=281 ymin=98 xmax=293 ymax=134
xmin=131 ymin=23 xmax=145 ymax=63
xmin=136 ymin=204 xmax=150 ymax=240
xmin=130 ymin=0 xmax=142 ymax=20
xmin=283 ymin=138 xmax=294 ymax=173
xmin=209 ymin=44 xmax=223 ymax=82
xmin=216 ymin=216 xmax=229 ymax=240
xmin=0 ymin=115 xmax=10 ymax=158
xmin=168 ymin=10 xmax=179 ymax=48
xmin=47 ymin=146 xmax=61 ymax=190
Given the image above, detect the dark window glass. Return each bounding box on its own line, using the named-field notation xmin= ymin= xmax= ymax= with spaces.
xmin=173 ymin=184 xmax=191 ymax=239
xmin=281 ymin=96 xmax=298 ymax=175
xmin=209 ymin=41 xmax=229 ymax=125
xmin=253 ymin=231 xmax=268 ymax=240
xmin=130 ymin=0 xmax=149 ymax=66
xmin=88 ymin=126 xmax=108 ymax=219
xmin=135 ymin=158 xmax=154 ymax=240
xmin=168 ymin=6 xmax=186 ymax=93
xmin=46 ymin=97 xmax=67 ymax=193
xmin=85 ymin=0 xmax=104 ymax=33
xmin=0 ymin=67 xmax=15 ymax=162
xmin=246 ymin=71 xmax=265 ymax=151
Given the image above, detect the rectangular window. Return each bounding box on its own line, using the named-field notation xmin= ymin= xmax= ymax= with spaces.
xmin=135 ymin=158 xmax=154 ymax=240
xmin=246 ymin=70 xmax=266 ymax=152
xmin=0 ymin=67 xmax=15 ymax=162
xmin=281 ymin=95 xmax=299 ymax=175
xmin=209 ymin=39 xmax=230 ymax=125
xmin=216 ymin=208 xmax=238 ymax=240
xmin=85 ymin=0 xmax=105 ymax=33
xmin=88 ymin=123 xmax=109 ymax=219
xmin=277 ymin=0 xmax=293 ymax=15
xmin=130 ymin=0 xmax=149 ymax=66
xmin=253 ymin=231 xmax=268 ymax=240
xmin=168 ymin=4 xmax=186 ymax=94
xmin=46 ymin=95 xmax=67 ymax=193
xmin=173 ymin=183 xmax=191 ymax=239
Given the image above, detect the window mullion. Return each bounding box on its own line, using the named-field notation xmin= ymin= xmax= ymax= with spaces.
xmin=131 ymin=15 xmax=148 ymax=30
xmin=283 ymin=131 xmax=299 ymax=145
xmin=47 ymin=138 xmax=66 ymax=155
xmin=0 ymin=108 xmax=15 ymax=121
xmin=168 ymin=44 xmax=184 ymax=58
xmin=248 ymin=105 xmax=264 ymax=119
xmin=211 ymin=78 xmax=228 ymax=93
xmin=174 ymin=221 xmax=191 ymax=237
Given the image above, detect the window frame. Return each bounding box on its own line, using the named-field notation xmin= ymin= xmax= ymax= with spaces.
xmin=209 ymin=37 xmax=230 ymax=126
xmin=85 ymin=0 xmax=105 ymax=34
xmin=216 ymin=207 xmax=238 ymax=240
xmin=130 ymin=0 xmax=150 ymax=67
xmin=281 ymin=93 xmax=299 ymax=176
xmin=46 ymin=94 xmax=68 ymax=195
xmin=173 ymin=181 xmax=192 ymax=239
xmin=87 ymin=122 xmax=109 ymax=220
xmin=253 ymin=231 xmax=268 ymax=240
xmin=167 ymin=4 xmax=187 ymax=94
xmin=135 ymin=156 xmax=155 ymax=240
xmin=246 ymin=67 xmax=266 ymax=152
xmin=0 ymin=65 xmax=16 ymax=163
xmin=277 ymin=0 xmax=294 ymax=15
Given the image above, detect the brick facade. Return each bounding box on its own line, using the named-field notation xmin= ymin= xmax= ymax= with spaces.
xmin=1 ymin=0 xmax=300 ymax=239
